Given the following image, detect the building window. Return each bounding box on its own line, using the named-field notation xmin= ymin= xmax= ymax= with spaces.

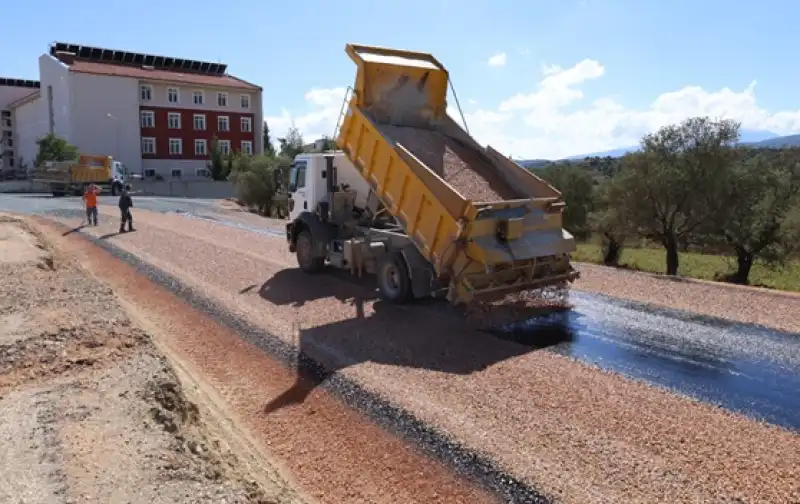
xmin=193 ymin=114 xmax=206 ymax=131
xmin=241 ymin=140 xmax=253 ymax=155
xmin=169 ymin=138 xmax=182 ymax=155
xmin=144 ymin=169 xmax=156 ymax=177
xmin=140 ymin=85 xmax=152 ymax=101
xmin=167 ymin=87 xmax=180 ymax=104
xmin=240 ymin=116 xmax=252 ymax=132
xmin=218 ymin=140 xmax=231 ymax=155
xmin=195 ymin=139 xmax=208 ymax=156
xmin=193 ymin=91 xmax=204 ymax=105
xmin=167 ymin=112 xmax=181 ymax=129
xmin=217 ymin=92 xmax=228 ymax=107
xmin=141 ymin=137 xmax=156 ymax=155
xmin=217 ymin=116 xmax=229 ymax=132
xmin=140 ymin=110 xmax=155 ymax=128
xmin=240 ymin=94 xmax=250 ymax=109
xmin=195 ymin=168 xmax=210 ymax=177
xmin=171 ymin=169 xmax=182 ymax=178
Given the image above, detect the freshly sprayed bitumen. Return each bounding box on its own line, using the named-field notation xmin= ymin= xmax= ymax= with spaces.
xmin=501 ymin=292 xmax=800 ymax=430
xmin=46 ymin=211 xmax=551 ymax=504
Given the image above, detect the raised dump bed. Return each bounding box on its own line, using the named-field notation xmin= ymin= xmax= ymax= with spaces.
xmin=336 ymin=44 xmax=579 ymax=304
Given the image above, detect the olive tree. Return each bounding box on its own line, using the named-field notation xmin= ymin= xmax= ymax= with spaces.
xmin=614 ymin=117 xmax=740 ymax=275
xmin=706 ymin=147 xmax=800 ymax=283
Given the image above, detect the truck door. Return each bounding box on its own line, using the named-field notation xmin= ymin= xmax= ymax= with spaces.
xmin=288 ymin=160 xmax=308 ymax=221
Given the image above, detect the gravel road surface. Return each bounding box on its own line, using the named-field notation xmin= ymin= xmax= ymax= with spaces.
xmin=0 ymin=214 xmax=304 ymax=504
xmin=34 ymin=204 xmax=799 ymax=504
xmin=32 ymin=215 xmax=501 ymax=504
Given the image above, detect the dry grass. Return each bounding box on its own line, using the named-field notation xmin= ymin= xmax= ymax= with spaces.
xmin=573 ymin=243 xmax=800 ymax=292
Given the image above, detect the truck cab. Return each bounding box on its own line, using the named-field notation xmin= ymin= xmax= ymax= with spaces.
xmin=287 ymin=152 xmax=370 ymax=222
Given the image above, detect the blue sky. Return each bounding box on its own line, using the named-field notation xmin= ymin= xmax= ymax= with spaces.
xmin=4 ymin=0 xmax=800 ymax=158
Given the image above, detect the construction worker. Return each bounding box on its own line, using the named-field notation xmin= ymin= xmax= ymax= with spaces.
xmin=118 ymin=184 xmax=134 ymax=233
xmin=82 ymin=184 xmax=99 ymax=226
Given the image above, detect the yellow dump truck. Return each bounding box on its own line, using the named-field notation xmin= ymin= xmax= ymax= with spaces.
xmin=285 ymin=43 xmax=579 ymax=306
xmin=34 ymin=154 xmax=132 ymax=197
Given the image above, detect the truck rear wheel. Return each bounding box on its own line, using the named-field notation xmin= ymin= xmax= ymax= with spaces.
xmin=296 ymin=231 xmax=324 ymax=273
xmin=377 ymin=252 xmax=412 ymax=304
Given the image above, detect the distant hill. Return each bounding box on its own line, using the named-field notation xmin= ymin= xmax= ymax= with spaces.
xmin=565 ymin=146 xmax=637 ymax=160
xmin=517 ymin=159 xmax=552 ymax=169
xmin=517 ymin=129 xmax=795 ymax=167
xmin=751 ymin=134 xmax=800 ymax=148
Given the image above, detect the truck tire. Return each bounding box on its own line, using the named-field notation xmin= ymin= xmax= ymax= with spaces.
xmin=376 ymin=252 xmax=413 ymax=304
xmin=296 ymin=231 xmax=324 ymax=273
xmin=111 ymin=183 xmax=119 ymax=196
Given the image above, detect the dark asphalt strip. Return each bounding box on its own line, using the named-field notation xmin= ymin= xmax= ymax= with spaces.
xmin=49 ymin=218 xmax=551 ymax=504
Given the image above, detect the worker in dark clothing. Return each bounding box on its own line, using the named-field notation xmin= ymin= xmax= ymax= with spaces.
xmin=118 ymin=184 xmax=135 ymax=233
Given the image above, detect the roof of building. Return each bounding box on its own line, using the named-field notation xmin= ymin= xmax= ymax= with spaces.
xmin=7 ymin=90 xmax=41 ymax=109
xmin=67 ymin=60 xmax=260 ymax=90
xmin=49 ymin=42 xmax=261 ymax=91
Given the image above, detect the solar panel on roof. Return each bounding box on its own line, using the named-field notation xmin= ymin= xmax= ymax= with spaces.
xmin=49 ymin=41 xmax=231 ymax=75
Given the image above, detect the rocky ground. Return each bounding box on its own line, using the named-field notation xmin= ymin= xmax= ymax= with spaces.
xmin=41 ymin=206 xmax=799 ymax=504
xmin=0 ymin=215 xmax=304 ymax=504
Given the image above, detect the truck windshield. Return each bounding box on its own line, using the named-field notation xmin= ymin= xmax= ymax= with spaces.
xmin=289 ymin=162 xmax=307 ymax=192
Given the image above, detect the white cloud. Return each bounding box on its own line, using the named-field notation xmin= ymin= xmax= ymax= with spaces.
xmin=265 ymin=87 xmax=348 ymax=145
xmin=499 ymin=60 xmax=604 ymax=112
xmin=487 ymin=52 xmax=508 ymax=68
xmin=265 ymin=60 xmax=800 ymax=160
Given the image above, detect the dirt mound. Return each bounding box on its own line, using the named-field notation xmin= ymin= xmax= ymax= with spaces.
xmin=0 ymin=220 xmax=49 ymax=265
xmin=147 ymin=372 xmax=200 ymax=434
xmin=0 ymin=324 xmax=148 ymax=391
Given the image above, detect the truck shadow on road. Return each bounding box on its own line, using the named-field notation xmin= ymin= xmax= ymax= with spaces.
xmin=259 ymin=268 xmax=575 ymax=415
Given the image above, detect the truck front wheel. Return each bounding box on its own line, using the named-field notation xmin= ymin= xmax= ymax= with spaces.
xmin=377 ymin=252 xmax=412 ymax=304
xmin=296 ymin=231 xmax=324 ymax=273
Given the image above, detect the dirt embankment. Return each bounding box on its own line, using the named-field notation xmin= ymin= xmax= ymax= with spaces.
xmin=0 ymin=215 xmax=303 ymax=504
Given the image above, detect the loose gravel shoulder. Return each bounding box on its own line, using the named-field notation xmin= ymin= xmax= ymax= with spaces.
xmin=46 ymin=208 xmax=800 ymax=504
xmin=0 ymin=214 xmax=304 ymax=504
xmin=574 ymin=262 xmax=800 ymax=333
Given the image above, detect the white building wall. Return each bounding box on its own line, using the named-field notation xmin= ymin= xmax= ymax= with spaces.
xmin=68 ymin=72 xmax=141 ymax=173
xmin=253 ymin=93 xmax=264 ymax=155
xmin=38 ymin=55 xmax=72 ymax=142
xmin=12 ymin=96 xmax=46 ymax=172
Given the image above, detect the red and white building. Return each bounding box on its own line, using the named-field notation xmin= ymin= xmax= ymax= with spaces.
xmin=7 ymin=42 xmax=263 ymax=180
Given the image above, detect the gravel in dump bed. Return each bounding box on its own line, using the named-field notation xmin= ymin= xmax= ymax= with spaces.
xmin=379 ymin=124 xmax=521 ymax=202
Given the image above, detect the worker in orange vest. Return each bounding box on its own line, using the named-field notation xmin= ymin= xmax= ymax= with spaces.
xmin=82 ymin=184 xmax=99 ymax=226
